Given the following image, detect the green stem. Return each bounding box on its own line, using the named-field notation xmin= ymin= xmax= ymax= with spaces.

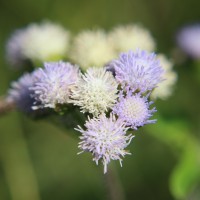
xmin=0 ymin=113 xmax=41 ymax=200
xmin=104 ymin=164 xmax=126 ymax=200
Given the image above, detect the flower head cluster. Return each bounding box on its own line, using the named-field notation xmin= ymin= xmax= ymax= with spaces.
xmin=74 ymin=49 xmax=164 ymax=172
xmin=108 ymin=24 xmax=156 ymax=53
xmin=176 ymin=24 xmax=200 ymax=59
xmin=70 ymin=67 xmax=118 ymax=116
xmin=108 ymin=49 xmax=164 ymax=92
xmin=76 ymin=114 xmax=134 ymax=173
xmin=151 ymin=54 xmax=177 ymax=100
xmin=69 ymin=30 xmax=116 ymax=70
xmin=30 ymin=61 xmax=79 ymax=109
xmin=6 ymin=21 xmax=70 ymax=67
xmin=69 ymin=25 xmax=156 ymax=70
xmin=6 ymin=21 xmax=170 ymax=173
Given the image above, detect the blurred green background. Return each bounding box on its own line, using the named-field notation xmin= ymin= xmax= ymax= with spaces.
xmin=0 ymin=0 xmax=200 ymax=200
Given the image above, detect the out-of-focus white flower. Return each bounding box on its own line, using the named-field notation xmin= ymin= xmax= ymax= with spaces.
xmin=6 ymin=21 xmax=70 ymax=67
xmin=151 ymin=54 xmax=177 ymax=100
xmin=22 ymin=21 xmax=70 ymax=63
xmin=69 ymin=29 xmax=116 ymax=70
xmin=70 ymin=67 xmax=118 ymax=116
xmin=108 ymin=24 xmax=156 ymax=53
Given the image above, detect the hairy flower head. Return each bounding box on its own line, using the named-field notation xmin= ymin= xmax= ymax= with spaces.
xmin=108 ymin=49 xmax=164 ymax=92
xmin=6 ymin=21 xmax=70 ymax=67
xmin=6 ymin=29 xmax=27 ymax=68
xmin=69 ymin=29 xmax=116 ymax=70
xmin=7 ymin=71 xmax=39 ymax=113
xmin=108 ymin=24 xmax=156 ymax=53
xmin=21 ymin=21 xmax=70 ymax=63
xmin=76 ymin=114 xmax=134 ymax=173
xmin=113 ymin=90 xmax=156 ymax=129
xmin=151 ymin=54 xmax=177 ymax=100
xmin=70 ymin=67 xmax=118 ymax=116
xmin=30 ymin=61 xmax=79 ymax=109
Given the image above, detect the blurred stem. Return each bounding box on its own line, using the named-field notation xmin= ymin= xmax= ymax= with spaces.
xmin=0 ymin=114 xmax=41 ymax=200
xmin=104 ymin=164 xmax=126 ymax=200
xmin=0 ymin=97 xmax=15 ymax=116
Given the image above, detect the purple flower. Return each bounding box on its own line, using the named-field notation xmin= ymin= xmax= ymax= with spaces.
xmin=7 ymin=71 xmax=39 ymax=113
xmin=30 ymin=61 xmax=79 ymax=109
xmin=176 ymin=24 xmax=200 ymax=59
xmin=76 ymin=114 xmax=134 ymax=173
xmin=6 ymin=29 xmax=27 ymax=68
xmin=108 ymin=49 xmax=164 ymax=92
xmin=112 ymin=90 xmax=156 ymax=129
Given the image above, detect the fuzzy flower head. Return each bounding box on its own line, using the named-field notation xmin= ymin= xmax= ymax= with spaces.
xmin=109 ymin=49 xmax=164 ymax=92
xmin=113 ymin=90 xmax=156 ymax=130
xmin=176 ymin=24 xmax=200 ymax=59
xmin=70 ymin=67 xmax=118 ymax=116
xmin=6 ymin=29 xmax=28 ymax=68
xmin=108 ymin=24 xmax=156 ymax=53
xmin=6 ymin=21 xmax=70 ymax=67
xmin=76 ymin=114 xmax=134 ymax=173
xmin=151 ymin=54 xmax=177 ymax=100
xmin=69 ymin=29 xmax=116 ymax=70
xmin=7 ymin=72 xmax=38 ymax=113
xmin=30 ymin=61 xmax=79 ymax=109
xmin=21 ymin=21 xmax=70 ymax=63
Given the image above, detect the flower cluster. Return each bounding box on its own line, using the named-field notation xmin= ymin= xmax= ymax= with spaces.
xmin=8 ymin=50 xmax=164 ymax=173
xmin=6 ymin=23 xmax=156 ymax=70
xmin=69 ymin=24 xmax=156 ymax=70
xmin=74 ymin=49 xmax=164 ymax=173
xmin=6 ymin=22 xmax=177 ymax=173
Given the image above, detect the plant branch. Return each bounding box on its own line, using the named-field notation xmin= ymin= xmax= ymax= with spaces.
xmin=0 ymin=97 xmax=15 ymax=116
xmin=104 ymin=165 xmax=126 ymax=200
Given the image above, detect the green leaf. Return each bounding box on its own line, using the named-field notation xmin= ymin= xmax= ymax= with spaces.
xmin=170 ymin=142 xmax=200 ymax=200
xmin=144 ymin=116 xmax=190 ymax=151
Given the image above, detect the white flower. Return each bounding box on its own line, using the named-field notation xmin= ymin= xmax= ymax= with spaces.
xmin=151 ymin=54 xmax=177 ymax=100
xmin=22 ymin=21 xmax=70 ymax=62
xmin=6 ymin=21 xmax=70 ymax=67
xmin=108 ymin=24 xmax=156 ymax=53
xmin=70 ymin=67 xmax=118 ymax=116
xmin=69 ymin=30 xmax=116 ymax=70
